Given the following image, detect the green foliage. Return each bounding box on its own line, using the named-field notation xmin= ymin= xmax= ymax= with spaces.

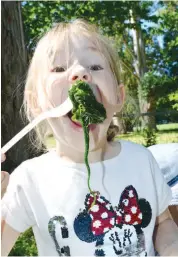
xmin=118 ymin=123 xmax=178 ymax=145
xmin=156 ymin=92 xmax=178 ymax=124
xmin=160 ymin=2 xmax=178 ymax=76
xmin=148 ymin=2 xmax=178 ymax=77
xmin=142 ymin=127 xmax=157 ymax=147
xmin=68 ymin=81 xmax=106 ymax=193
xmin=9 ymin=228 xmax=37 ymax=256
xmin=169 ymin=90 xmax=178 ymax=111
xmin=21 ymin=1 xmax=154 ymax=57
xmin=120 ymin=91 xmax=140 ymax=132
xmin=140 ymin=71 xmax=175 ymax=99
xmin=21 ymin=0 xmax=177 ymax=129
xmin=22 ymin=1 xmax=128 ymax=55
xmin=69 ymin=81 xmax=106 ymax=127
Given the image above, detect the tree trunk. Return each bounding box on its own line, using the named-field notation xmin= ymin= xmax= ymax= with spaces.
xmin=1 ymin=2 xmax=36 ymax=173
xmin=130 ymin=8 xmax=156 ymax=129
xmin=140 ymin=97 xmax=157 ymax=130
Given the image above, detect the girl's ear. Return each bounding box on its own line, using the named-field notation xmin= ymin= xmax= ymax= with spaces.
xmin=115 ymin=83 xmax=125 ymax=112
xmin=25 ymin=91 xmax=43 ymax=117
xmin=118 ymin=83 xmax=125 ymax=104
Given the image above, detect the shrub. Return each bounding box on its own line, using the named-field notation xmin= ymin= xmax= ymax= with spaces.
xmin=142 ymin=127 xmax=157 ymax=147
xmin=9 ymin=228 xmax=38 ymax=256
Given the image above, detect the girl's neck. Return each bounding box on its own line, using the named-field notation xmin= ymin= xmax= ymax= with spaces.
xmin=56 ymin=140 xmax=121 ymax=164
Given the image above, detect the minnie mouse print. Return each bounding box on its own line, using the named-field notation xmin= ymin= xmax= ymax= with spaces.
xmin=74 ymin=185 xmax=152 ymax=256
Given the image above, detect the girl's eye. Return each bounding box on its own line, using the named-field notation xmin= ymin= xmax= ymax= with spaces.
xmin=89 ymin=65 xmax=103 ymax=71
xmin=52 ymin=66 xmax=66 ymax=72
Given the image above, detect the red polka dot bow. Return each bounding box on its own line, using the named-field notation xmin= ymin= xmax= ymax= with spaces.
xmin=85 ymin=186 xmax=142 ymax=236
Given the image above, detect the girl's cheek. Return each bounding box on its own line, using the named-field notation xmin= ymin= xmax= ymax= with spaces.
xmin=94 ymin=71 xmax=118 ymax=105
xmin=46 ymin=73 xmax=67 ymax=91
xmin=45 ymin=74 xmax=69 ymax=106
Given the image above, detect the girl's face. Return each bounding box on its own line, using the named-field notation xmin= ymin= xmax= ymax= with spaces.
xmin=38 ymin=34 xmax=124 ymax=152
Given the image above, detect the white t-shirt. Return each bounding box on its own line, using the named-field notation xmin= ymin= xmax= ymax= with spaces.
xmin=2 ymin=140 xmax=172 ymax=256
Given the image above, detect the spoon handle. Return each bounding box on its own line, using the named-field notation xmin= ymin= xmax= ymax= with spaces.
xmin=1 ymin=98 xmax=73 ymax=154
xmin=1 ymin=114 xmax=45 ymax=154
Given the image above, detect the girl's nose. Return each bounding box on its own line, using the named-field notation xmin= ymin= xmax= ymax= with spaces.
xmin=69 ymin=67 xmax=91 ymax=83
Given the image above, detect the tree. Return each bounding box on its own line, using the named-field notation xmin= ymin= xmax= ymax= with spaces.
xmin=21 ymin=1 xmax=177 ymax=131
xmin=142 ymin=1 xmax=178 ymax=125
xmin=169 ymin=90 xmax=178 ymax=111
xmin=1 ymin=2 xmax=36 ymax=172
xmin=149 ymin=1 xmax=178 ymax=77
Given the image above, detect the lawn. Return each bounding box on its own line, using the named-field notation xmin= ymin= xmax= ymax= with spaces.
xmin=157 ymin=123 xmax=178 ymax=131
xmin=118 ymin=123 xmax=178 ymax=145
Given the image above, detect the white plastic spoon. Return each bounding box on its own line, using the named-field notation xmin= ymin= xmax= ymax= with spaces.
xmin=1 ymin=97 xmax=73 ymax=154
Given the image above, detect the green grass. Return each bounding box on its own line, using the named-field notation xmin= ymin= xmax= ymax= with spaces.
xmin=157 ymin=123 xmax=178 ymax=131
xmin=118 ymin=123 xmax=178 ymax=145
xmin=118 ymin=131 xmax=178 ymax=145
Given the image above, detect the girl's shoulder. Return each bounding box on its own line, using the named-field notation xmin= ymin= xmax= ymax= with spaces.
xmin=21 ymin=149 xmax=56 ymax=166
xmin=11 ymin=149 xmax=59 ymax=180
xmin=115 ymin=139 xmax=152 ymax=158
xmin=108 ymin=139 xmax=157 ymax=171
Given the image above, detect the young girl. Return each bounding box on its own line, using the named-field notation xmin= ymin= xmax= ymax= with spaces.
xmin=1 ymin=19 xmax=178 ymax=256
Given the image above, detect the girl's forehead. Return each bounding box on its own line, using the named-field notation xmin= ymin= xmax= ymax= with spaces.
xmin=60 ymin=33 xmax=99 ymax=53
xmin=46 ymin=30 xmax=108 ymax=67
xmin=50 ymin=34 xmax=103 ymax=64
xmin=71 ymin=34 xmax=97 ymax=49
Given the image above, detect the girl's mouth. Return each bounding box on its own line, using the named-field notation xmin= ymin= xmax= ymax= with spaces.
xmin=64 ymin=83 xmax=102 ymax=131
xmin=67 ymin=111 xmax=96 ymax=131
xmin=67 ymin=111 xmax=82 ymax=127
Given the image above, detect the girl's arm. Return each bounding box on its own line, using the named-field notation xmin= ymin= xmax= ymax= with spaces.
xmin=153 ymin=208 xmax=178 ymax=256
xmin=1 ymin=221 xmax=20 ymax=256
xmin=169 ymin=205 xmax=178 ymax=227
xmin=1 ymin=155 xmax=20 ymax=256
xmin=1 ymin=154 xmax=32 ymax=256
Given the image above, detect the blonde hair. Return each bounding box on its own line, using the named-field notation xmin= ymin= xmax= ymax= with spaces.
xmin=23 ymin=19 xmax=121 ymax=151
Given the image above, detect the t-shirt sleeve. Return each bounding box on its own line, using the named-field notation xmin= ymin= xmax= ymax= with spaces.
xmin=1 ymin=163 xmax=35 ymax=233
xmin=149 ymin=152 xmax=172 ymax=216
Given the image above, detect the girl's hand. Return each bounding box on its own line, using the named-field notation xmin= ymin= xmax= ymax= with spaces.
xmin=1 ymin=154 xmax=9 ymax=199
xmin=1 ymin=154 xmax=20 ymax=255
